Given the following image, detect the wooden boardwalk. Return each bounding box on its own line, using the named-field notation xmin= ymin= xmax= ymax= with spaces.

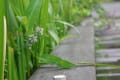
xmin=95 ymin=2 xmax=120 ymax=80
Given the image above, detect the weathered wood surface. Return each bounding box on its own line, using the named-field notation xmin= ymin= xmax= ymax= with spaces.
xmin=29 ymin=19 xmax=95 ymax=80
xmin=101 ymin=2 xmax=120 ymax=17
xmin=95 ymin=19 xmax=120 ymax=37
xmin=95 ymin=15 xmax=120 ymax=48
xmin=97 ymin=67 xmax=120 ymax=70
xmin=95 ymin=2 xmax=120 ymax=79
xmin=96 ymin=49 xmax=120 ymax=57
xmin=98 ymin=35 xmax=120 ymax=41
xmin=96 ymin=57 xmax=120 ymax=63
xmin=92 ymin=2 xmax=120 ymax=18
xmin=97 ymin=73 xmax=120 ymax=77
xmin=96 ymin=40 xmax=120 ymax=48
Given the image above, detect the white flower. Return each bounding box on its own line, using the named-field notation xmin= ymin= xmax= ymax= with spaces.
xmin=28 ymin=34 xmax=38 ymax=43
xmin=35 ymin=26 xmax=44 ymax=35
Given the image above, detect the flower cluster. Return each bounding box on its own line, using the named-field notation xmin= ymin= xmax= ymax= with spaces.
xmin=35 ymin=26 xmax=44 ymax=35
xmin=27 ymin=26 xmax=43 ymax=49
xmin=28 ymin=34 xmax=38 ymax=43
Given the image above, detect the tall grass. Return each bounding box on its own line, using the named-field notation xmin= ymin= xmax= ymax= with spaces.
xmin=0 ymin=0 xmax=5 ymax=80
xmin=1 ymin=0 xmax=99 ymax=80
xmin=4 ymin=0 xmax=76 ymax=80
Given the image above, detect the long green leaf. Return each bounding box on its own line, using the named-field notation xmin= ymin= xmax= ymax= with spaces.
xmin=0 ymin=0 xmax=5 ymax=80
xmin=39 ymin=0 xmax=49 ymax=57
xmin=23 ymin=0 xmax=30 ymax=9
xmin=40 ymin=54 xmax=75 ymax=69
xmin=48 ymin=30 xmax=59 ymax=44
xmin=78 ymin=62 xmax=120 ymax=69
xmin=55 ymin=20 xmax=80 ymax=34
xmin=8 ymin=47 xmax=19 ymax=80
xmin=6 ymin=1 xmax=18 ymax=32
xmin=26 ymin=0 xmax=42 ymax=32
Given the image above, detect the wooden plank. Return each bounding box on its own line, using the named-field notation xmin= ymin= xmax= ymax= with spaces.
xmin=97 ymin=73 xmax=120 ymax=77
xmin=95 ymin=2 xmax=120 ymax=79
xmin=97 ymin=67 xmax=120 ymax=70
xmin=98 ymin=35 xmax=120 ymax=41
xmin=96 ymin=57 xmax=120 ymax=63
xmin=101 ymin=2 xmax=120 ymax=17
xmin=92 ymin=2 xmax=120 ymax=18
xmin=96 ymin=49 xmax=120 ymax=57
xmin=96 ymin=40 xmax=120 ymax=48
xmin=95 ymin=19 xmax=120 ymax=37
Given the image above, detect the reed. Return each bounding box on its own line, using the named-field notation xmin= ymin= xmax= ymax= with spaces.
xmin=1 ymin=0 xmax=99 ymax=80
xmin=0 ymin=0 xmax=5 ymax=80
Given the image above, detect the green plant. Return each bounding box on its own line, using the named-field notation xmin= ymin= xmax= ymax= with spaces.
xmin=4 ymin=0 xmax=76 ymax=80
xmin=1 ymin=0 xmax=104 ymax=80
xmin=0 ymin=0 xmax=5 ymax=80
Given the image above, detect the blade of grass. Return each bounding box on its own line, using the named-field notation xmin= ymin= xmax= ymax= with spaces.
xmin=20 ymin=27 xmax=26 ymax=80
xmin=6 ymin=1 xmax=18 ymax=32
xmin=26 ymin=0 xmax=42 ymax=33
xmin=78 ymin=62 xmax=120 ymax=69
xmin=40 ymin=54 xmax=76 ymax=69
xmin=6 ymin=1 xmax=20 ymax=79
xmin=23 ymin=0 xmax=30 ymax=9
xmin=3 ymin=17 xmax=7 ymax=80
xmin=48 ymin=30 xmax=59 ymax=44
xmin=8 ymin=47 xmax=19 ymax=80
xmin=8 ymin=48 xmax=12 ymax=80
xmin=0 ymin=0 xmax=5 ymax=80
xmin=16 ymin=32 xmax=25 ymax=80
xmin=39 ymin=0 xmax=49 ymax=56
xmin=55 ymin=20 xmax=80 ymax=34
